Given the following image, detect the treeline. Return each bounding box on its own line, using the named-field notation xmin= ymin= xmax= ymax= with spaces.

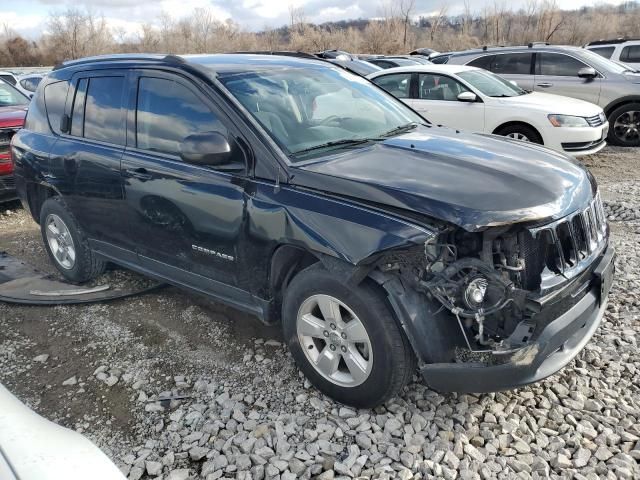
xmin=2 ymin=0 xmax=640 ymax=67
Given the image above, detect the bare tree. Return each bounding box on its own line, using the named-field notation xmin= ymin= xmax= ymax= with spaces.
xmin=429 ymin=5 xmax=449 ymax=43
xmin=399 ymin=0 xmax=415 ymax=48
xmin=4 ymin=2 xmax=640 ymax=67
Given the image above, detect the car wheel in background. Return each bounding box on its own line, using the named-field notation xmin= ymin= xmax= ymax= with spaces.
xmin=40 ymin=197 xmax=106 ymax=283
xmin=497 ymin=124 xmax=543 ymax=144
xmin=608 ymin=103 xmax=640 ymax=147
xmin=282 ymin=264 xmax=416 ymax=408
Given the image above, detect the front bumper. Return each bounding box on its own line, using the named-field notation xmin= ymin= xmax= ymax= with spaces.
xmin=420 ymin=244 xmax=614 ymax=393
xmin=0 ymin=174 xmax=17 ymax=202
xmin=546 ymin=122 xmax=609 ymax=157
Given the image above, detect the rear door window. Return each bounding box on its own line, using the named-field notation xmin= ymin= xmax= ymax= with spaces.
xmin=135 ymin=76 xmax=226 ymax=156
xmin=536 ymin=53 xmax=589 ymax=76
xmin=620 ymin=45 xmax=640 ymax=62
xmin=83 ymin=76 xmax=125 ymax=145
xmin=491 ymin=53 xmax=533 ymax=75
xmin=371 ymin=73 xmax=412 ymax=98
xmin=589 ymin=46 xmax=615 ymax=59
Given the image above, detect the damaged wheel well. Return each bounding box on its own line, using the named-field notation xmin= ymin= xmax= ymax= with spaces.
xmin=269 ymin=245 xmax=320 ymax=303
xmin=27 ymin=183 xmax=58 ymax=224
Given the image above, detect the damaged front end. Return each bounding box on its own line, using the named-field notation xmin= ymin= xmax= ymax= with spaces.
xmin=372 ymin=193 xmax=615 ymax=393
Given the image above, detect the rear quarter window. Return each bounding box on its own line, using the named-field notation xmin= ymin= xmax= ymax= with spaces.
xmin=467 ymin=55 xmax=495 ymax=70
xmin=589 ymin=46 xmax=615 ymax=59
xmin=23 ymin=84 xmax=49 ymax=134
xmin=44 ymin=80 xmax=69 ymax=135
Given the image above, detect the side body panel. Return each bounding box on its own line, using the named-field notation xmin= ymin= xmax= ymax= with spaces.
xmin=47 ymin=70 xmax=129 ymax=246
xmin=243 ymin=180 xmax=435 ymax=299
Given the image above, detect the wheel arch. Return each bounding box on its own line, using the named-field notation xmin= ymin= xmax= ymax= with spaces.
xmin=492 ymin=121 xmax=544 ymax=144
xmin=603 ymin=96 xmax=640 ymax=118
xmin=26 ymin=182 xmax=60 ymax=224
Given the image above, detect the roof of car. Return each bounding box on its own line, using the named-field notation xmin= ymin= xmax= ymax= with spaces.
xmin=586 ymin=37 xmax=640 ymax=46
xmin=444 ymin=44 xmax=585 ymax=58
xmin=367 ymin=64 xmax=479 ymax=77
xmin=52 ymin=53 xmax=343 ymax=75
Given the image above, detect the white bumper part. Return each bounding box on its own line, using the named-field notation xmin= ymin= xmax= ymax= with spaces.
xmin=0 ymin=383 xmax=126 ymax=480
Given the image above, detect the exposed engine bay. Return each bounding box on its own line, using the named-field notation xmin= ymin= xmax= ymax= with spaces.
xmin=377 ymin=210 xmax=606 ymax=361
xmin=416 ymin=227 xmax=536 ymax=355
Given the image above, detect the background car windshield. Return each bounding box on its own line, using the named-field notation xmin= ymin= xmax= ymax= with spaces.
xmin=0 ymin=82 xmax=29 ymax=106
xmin=578 ymin=49 xmax=629 ymax=73
xmin=457 ymin=70 xmax=526 ymax=97
xmin=217 ymin=66 xmax=424 ymax=160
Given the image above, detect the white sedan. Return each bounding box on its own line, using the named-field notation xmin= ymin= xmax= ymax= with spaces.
xmin=368 ymin=65 xmax=609 ymax=156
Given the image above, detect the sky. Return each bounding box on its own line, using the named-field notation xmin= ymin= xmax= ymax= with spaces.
xmin=0 ymin=0 xmax=628 ymax=39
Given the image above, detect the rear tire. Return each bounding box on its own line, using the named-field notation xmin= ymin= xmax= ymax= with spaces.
xmin=282 ymin=264 xmax=415 ymax=408
xmin=40 ymin=197 xmax=105 ymax=283
xmin=497 ymin=124 xmax=543 ymax=144
xmin=607 ymin=103 xmax=640 ymax=147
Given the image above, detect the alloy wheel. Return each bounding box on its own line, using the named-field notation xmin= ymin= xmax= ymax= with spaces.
xmin=613 ymin=110 xmax=640 ymax=143
xmin=45 ymin=214 xmax=76 ymax=270
xmin=506 ymin=132 xmax=530 ymax=142
xmin=296 ymin=294 xmax=373 ymax=387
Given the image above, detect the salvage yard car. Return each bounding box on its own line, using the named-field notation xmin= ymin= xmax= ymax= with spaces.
xmin=11 ymin=54 xmax=614 ymax=407
xmin=435 ymin=44 xmax=640 ymax=147
xmin=369 ymin=64 xmax=609 ymax=156
xmin=0 ymin=79 xmax=28 ymax=202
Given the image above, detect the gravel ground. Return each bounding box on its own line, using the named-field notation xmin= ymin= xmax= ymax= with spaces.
xmin=1 ymin=146 xmax=639 ymax=480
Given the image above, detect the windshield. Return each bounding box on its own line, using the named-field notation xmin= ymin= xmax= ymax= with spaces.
xmin=0 ymin=81 xmax=29 ymax=106
xmin=216 ymin=65 xmax=425 ymax=160
xmin=457 ymin=69 xmax=527 ymax=97
xmin=578 ymin=49 xmax=630 ymax=74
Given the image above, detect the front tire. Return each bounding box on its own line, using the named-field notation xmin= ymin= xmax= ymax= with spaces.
xmin=282 ymin=264 xmax=415 ymax=408
xmin=608 ymin=103 xmax=640 ymax=147
xmin=40 ymin=197 xmax=106 ymax=283
xmin=497 ymin=124 xmax=543 ymax=144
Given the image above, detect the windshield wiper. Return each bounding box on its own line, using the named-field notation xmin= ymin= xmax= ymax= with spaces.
xmin=489 ymin=94 xmax=514 ymax=98
xmin=292 ymin=138 xmax=374 ymax=156
xmin=379 ymin=122 xmax=419 ymax=138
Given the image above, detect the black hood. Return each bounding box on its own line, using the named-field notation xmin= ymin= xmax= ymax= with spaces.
xmin=290 ymin=126 xmax=596 ymax=231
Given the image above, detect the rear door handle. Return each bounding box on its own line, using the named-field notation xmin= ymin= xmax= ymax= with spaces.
xmin=124 ymin=167 xmax=152 ymax=182
xmin=537 ymin=82 xmax=553 ymax=88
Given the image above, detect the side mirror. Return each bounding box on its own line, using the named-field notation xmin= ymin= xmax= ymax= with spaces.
xmin=180 ymin=131 xmax=234 ymax=166
xmin=457 ymin=91 xmax=477 ymax=102
xmin=578 ymin=67 xmax=597 ymax=79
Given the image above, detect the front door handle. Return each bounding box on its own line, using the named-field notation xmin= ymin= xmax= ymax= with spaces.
xmin=537 ymin=82 xmax=553 ymax=88
xmin=124 ymin=167 xmax=152 ymax=182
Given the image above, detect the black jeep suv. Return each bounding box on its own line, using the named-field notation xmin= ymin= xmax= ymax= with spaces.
xmin=11 ymin=54 xmax=614 ymax=407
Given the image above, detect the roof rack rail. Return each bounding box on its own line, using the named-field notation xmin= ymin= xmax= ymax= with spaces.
xmin=528 ymin=41 xmax=550 ymax=48
xmin=52 ymin=53 xmax=184 ymax=71
xmin=232 ymin=50 xmax=318 ymax=59
xmin=586 ymin=37 xmax=640 ymax=46
xmin=481 ymin=44 xmax=506 ymax=51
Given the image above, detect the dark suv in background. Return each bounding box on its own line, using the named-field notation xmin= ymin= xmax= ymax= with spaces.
xmin=12 ymin=54 xmax=614 ymax=407
xmin=435 ymin=44 xmax=640 ymax=146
